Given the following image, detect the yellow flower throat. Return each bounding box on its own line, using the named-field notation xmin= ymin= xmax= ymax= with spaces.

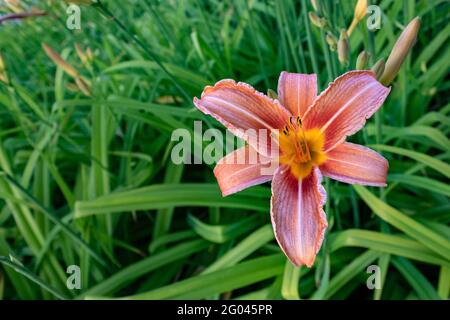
xmin=279 ymin=117 xmax=327 ymax=179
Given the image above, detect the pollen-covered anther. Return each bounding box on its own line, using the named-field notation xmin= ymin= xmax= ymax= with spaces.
xmin=279 ymin=119 xmax=327 ymax=179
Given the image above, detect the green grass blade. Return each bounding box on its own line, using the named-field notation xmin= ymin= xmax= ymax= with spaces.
xmin=354 ymin=186 xmax=450 ymax=262
xmin=0 ymin=256 xmax=68 ymax=300
xmin=370 ymin=145 xmax=450 ymax=179
xmin=113 ymin=254 xmax=285 ymax=300
xmin=75 ymin=184 xmax=269 ymax=218
xmin=78 ymin=239 xmax=209 ymax=298
xmin=392 ymin=257 xmax=440 ymax=300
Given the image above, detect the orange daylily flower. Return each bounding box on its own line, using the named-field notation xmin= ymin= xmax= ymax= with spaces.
xmin=194 ymin=70 xmax=390 ymax=267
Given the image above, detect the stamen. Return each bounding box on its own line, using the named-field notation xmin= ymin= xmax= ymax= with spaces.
xmin=279 ymin=126 xmax=327 ymax=179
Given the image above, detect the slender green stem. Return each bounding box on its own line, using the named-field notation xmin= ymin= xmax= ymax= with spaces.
xmin=369 ymin=29 xmax=382 ymax=147
xmin=246 ymin=1 xmax=269 ymax=88
xmin=280 ymin=1 xmax=301 ymax=72
xmin=275 ymin=0 xmax=291 ymax=71
xmin=367 ymin=30 xmax=376 ymax=65
xmin=301 ymin=0 xmax=319 ymax=75
xmin=367 ymin=1 xmax=384 ymax=200
xmin=142 ymin=1 xmax=180 ymax=52
xmin=320 ymin=30 xmax=334 ymax=82
xmin=195 ymin=0 xmax=221 ymax=57
xmin=293 ymin=2 xmax=308 ymax=72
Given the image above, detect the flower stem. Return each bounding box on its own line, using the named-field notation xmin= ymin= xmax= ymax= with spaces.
xmin=246 ymin=1 xmax=269 ymax=89
xmin=301 ymin=0 xmax=319 ymax=76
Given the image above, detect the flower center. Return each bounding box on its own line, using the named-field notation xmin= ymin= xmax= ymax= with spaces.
xmin=279 ymin=117 xmax=327 ymax=179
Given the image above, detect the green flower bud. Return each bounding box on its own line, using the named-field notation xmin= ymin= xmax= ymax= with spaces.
xmin=356 ymin=51 xmax=370 ymax=70
xmin=338 ymin=30 xmax=349 ymax=66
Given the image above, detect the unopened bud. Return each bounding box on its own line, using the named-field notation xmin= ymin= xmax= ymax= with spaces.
xmin=0 ymin=53 xmax=8 ymax=84
xmin=326 ymin=33 xmax=337 ymax=51
xmin=356 ymin=51 xmax=370 ymax=70
xmin=75 ymin=43 xmax=94 ymax=65
xmin=347 ymin=0 xmax=368 ymax=36
xmin=371 ymin=59 xmax=385 ymax=79
xmin=43 ymin=43 xmax=79 ymax=79
xmin=75 ymin=77 xmax=92 ymax=96
xmin=267 ymin=89 xmax=278 ymax=100
xmin=380 ymin=17 xmax=421 ymax=85
xmin=309 ymin=12 xmax=326 ymax=28
xmin=155 ymin=95 xmax=183 ymax=104
xmin=0 ymin=53 xmax=5 ymax=72
xmin=310 ymin=0 xmax=319 ymax=12
xmin=427 ymin=87 xmax=437 ymax=96
xmin=354 ymin=0 xmax=368 ymax=21
xmin=338 ymin=30 xmax=349 ymax=66
xmin=326 ymin=33 xmax=337 ymax=47
xmin=5 ymin=0 xmax=22 ymax=13
xmin=75 ymin=44 xmax=87 ymax=65
xmin=86 ymin=48 xmax=94 ymax=62
xmin=65 ymin=83 xmax=80 ymax=92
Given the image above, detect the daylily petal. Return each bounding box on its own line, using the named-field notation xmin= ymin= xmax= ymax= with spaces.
xmin=194 ymin=79 xmax=291 ymax=156
xmin=320 ymin=142 xmax=388 ymax=186
xmin=277 ymin=72 xmax=317 ymax=118
xmin=270 ymin=166 xmax=327 ymax=267
xmin=214 ymin=145 xmax=273 ymax=196
xmin=302 ymin=71 xmax=390 ymax=152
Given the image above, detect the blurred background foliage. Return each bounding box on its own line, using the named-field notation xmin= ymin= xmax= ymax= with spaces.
xmin=0 ymin=0 xmax=449 ymax=300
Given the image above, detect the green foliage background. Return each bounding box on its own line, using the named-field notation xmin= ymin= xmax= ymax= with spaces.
xmin=0 ymin=0 xmax=449 ymax=299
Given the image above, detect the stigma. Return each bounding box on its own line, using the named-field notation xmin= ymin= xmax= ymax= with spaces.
xmin=279 ymin=117 xmax=327 ymax=179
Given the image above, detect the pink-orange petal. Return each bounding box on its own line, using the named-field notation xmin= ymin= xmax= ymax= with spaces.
xmin=320 ymin=142 xmax=388 ymax=186
xmin=277 ymin=72 xmax=317 ymax=118
xmin=302 ymin=71 xmax=390 ymax=152
xmin=270 ymin=166 xmax=327 ymax=267
xmin=214 ymin=145 xmax=273 ymax=196
xmin=194 ymin=79 xmax=291 ymax=156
